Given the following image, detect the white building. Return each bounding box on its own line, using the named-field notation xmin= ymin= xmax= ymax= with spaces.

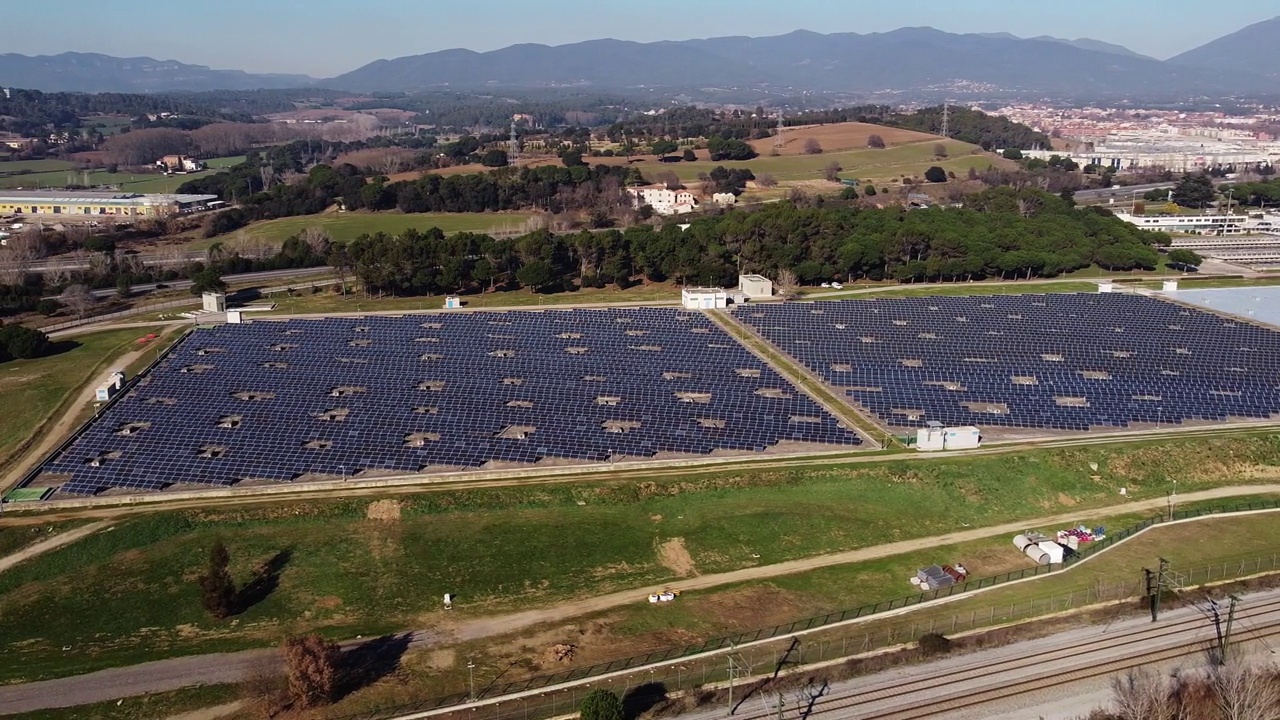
xmin=1111 ymin=211 xmax=1277 ymax=236
xmin=627 ymin=186 xmax=698 ymax=215
xmin=712 ymin=192 xmax=738 ymax=206
xmin=202 ymin=292 xmax=226 ymax=313
xmin=915 ymin=423 xmax=981 ymax=451
xmin=681 ymin=287 xmax=728 ymax=310
xmin=94 ymin=371 xmax=126 ymax=402
xmin=738 ymin=274 xmax=773 ymax=299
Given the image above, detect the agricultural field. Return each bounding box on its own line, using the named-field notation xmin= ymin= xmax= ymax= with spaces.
xmin=1 ymin=432 xmax=1279 ymax=684
xmin=238 ymin=210 xmax=537 ymax=244
xmin=748 ymin=122 xmax=938 ymax=156
xmin=0 ymin=156 xmax=244 ymax=193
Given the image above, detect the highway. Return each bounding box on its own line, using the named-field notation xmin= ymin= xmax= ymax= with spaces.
xmin=671 ymin=589 xmax=1280 ymax=720
xmin=82 ymin=265 xmax=333 ymax=299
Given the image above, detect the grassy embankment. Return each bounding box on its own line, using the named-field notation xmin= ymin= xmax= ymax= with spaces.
xmin=1 ymin=433 xmax=1278 ymax=686
xmin=0 ymin=156 xmax=244 ymax=193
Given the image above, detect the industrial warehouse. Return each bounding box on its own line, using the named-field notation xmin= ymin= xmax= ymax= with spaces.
xmin=0 ymin=189 xmax=220 ymax=217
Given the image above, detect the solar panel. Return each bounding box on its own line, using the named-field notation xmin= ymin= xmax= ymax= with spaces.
xmin=34 ymin=308 xmax=861 ymax=496
xmin=737 ymin=293 xmax=1280 ymax=433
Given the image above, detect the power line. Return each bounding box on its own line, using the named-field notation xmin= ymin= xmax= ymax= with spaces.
xmin=941 ymin=102 xmax=951 ymax=140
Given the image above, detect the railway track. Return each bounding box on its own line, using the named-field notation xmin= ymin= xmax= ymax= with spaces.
xmin=721 ymin=600 xmax=1280 ymax=720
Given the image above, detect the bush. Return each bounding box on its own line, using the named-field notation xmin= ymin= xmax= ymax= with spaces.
xmin=580 ymin=689 xmax=624 ymax=720
xmin=867 ymin=134 xmax=886 ymax=149
xmin=203 ymin=208 xmax=248 ymax=238
xmin=924 ymin=166 xmax=948 ymax=183
xmin=917 ymin=633 xmax=953 ymax=656
xmin=803 ymin=138 xmax=823 ymax=155
xmin=682 ymin=148 xmax=697 ymax=162
xmin=480 ymin=149 xmax=509 ymax=168
xmin=0 ymin=324 xmax=51 ymax=360
xmin=35 ymin=299 xmax=62 ymax=317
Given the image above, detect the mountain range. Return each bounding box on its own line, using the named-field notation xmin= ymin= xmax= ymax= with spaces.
xmin=2 ymin=17 xmax=1278 ymax=97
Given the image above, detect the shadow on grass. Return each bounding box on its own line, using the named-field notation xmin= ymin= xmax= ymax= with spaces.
xmin=232 ymin=548 xmax=292 ymax=616
xmin=623 ymin=682 xmax=669 ymax=720
xmin=338 ymin=633 xmax=413 ymax=700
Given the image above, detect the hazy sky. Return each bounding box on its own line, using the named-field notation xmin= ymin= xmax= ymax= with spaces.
xmin=9 ymin=0 xmax=1276 ymax=77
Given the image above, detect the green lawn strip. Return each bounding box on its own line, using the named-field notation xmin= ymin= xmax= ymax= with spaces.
xmin=0 ymin=160 xmax=75 ymax=174
xmin=6 ymin=683 xmax=240 ymax=720
xmin=0 ymin=327 xmax=165 ymax=473
xmin=256 ymin=282 xmax=680 ymax=315
xmin=238 ymin=212 xmax=536 ymax=246
xmin=2 ymin=435 xmax=1278 ymax=682
xmin=1132 ymin=277 xmax=1280 ymax=290
xmin=0 ymin=520 xmax=93 ymax=557
xmin=650 ymin=140 xmax=992 ymax=184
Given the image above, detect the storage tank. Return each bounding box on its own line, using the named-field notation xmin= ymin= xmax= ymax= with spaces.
xmin=1013 ymin=534 xmax=1034 ymax=552
xmin=1025 ymin=546 xmax=1050 ymax=565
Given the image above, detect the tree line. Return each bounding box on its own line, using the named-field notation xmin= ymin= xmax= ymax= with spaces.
xmin=332 ymin=189 xmax=1164 ymax=298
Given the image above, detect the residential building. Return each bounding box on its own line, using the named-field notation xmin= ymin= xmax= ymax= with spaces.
xmin=627 ymin=186 xmax=698 ymax=215
xmin=156 ymin=155 xmax=205 ymax=172
xmin=712 ymin=192 xmax=737 ymax=206
xmin=0 ymin=190 xmax=219 ymax=217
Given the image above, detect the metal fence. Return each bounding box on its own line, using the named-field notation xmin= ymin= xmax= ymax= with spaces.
xmin=338 ymin=501 xmax=1280 ymax=720
xmin=41 ymin=296 xmax=200 ymax=333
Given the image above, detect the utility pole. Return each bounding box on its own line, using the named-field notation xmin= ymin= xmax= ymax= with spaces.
xmin=727 ymin=654 xmax=738 ymax=716
xmin=1145 ymin=557 xmax=1172 ymax=621
xmin=1221 ymin=595 xmax=1240 ymax=665
xmin=467 ymin=659 xmax=476 ymax=701
xmin=775 ymin=112 xmax=785 ymax=149
xmin=510 ymin=117 xmax=519 ymax=165
xmin=775 ymin=693 xmax=784 ymax=720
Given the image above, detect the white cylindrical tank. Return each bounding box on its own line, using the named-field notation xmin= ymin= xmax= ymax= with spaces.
xmin=1013 ymin=534 xmax=1034 ymax=551
xmin=1026 ymin=546 xmax=1050 ymax=565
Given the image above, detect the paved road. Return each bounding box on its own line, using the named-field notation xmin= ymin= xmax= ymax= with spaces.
xmin=80 ymin=265 xmax=334 ymax=300
xmin=0 ymin=485 xmax=1276 ymax=715
xmin=668 ymin=587 xmax=1280 ymax=720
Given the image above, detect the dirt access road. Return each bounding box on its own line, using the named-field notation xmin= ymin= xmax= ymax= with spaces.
xmin=1 ymin=485 xmax=1276 ymax=715
xmin=0 ymin=520 xmax=112 ymax=574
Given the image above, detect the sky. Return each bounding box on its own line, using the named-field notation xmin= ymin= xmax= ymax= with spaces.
xmin=9 ymin=0 xmax=1278 ymax=78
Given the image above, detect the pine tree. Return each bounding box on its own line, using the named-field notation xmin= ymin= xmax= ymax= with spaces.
xmin=199 ymin=540 xmax=235 ymax=619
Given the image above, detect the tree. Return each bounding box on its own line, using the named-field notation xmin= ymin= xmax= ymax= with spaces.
xmin=1172 ymin=173 xmax=1216 ymax=208
xmin=579 ymin=689 xmax=624 ymax=720
xmin=1132 ymin=201 xmax=1146 ymax=215
xmin=1059 ymin=188 xmax=1076 ymax=207
xmin=516 ymin=261 xmax=555 ymax=292
xmin=1001 ymin=148 xmax=1024 ymax=160
xmin=281 ymin=634 xmax=342 ymax=708
xmin=824 ymin=162 xmax=843 ymax=182
xmin=924 ymin=166 xmax=948 ymax=183
xmin=774 ymin=268 xmax=800 ymax=299
xmin=650 ymin=139 xmax=678 ymax=158
xmin=58 ymin=284 xmax=95 ymax=319
xmin=0 ymin=324 xmax=51 ymax=360
xmin=480 ymin=149 xmax=509 ymax=168
xmin=681 ymin=148 xmax=697 ymax=162
xmin=1167 ymin=249 xmax=1202 ymax=266
xmin=198 ymin=540 xmax=235 ymax=620
xmin=706 ymin=137 xmax=757 ymax=161
xmin=867 ymin=134 xmax=886 ymax=149
xmin=933 ymin=143 xmax=948 ymax=158
xmin=190 ymin=269 xmax=227 ymax=296
xmin=562 ymin=150 xmax=586 ymax=168
xmin=803 ymin=138 xmax=823 ymax=155
xmin=864 ymin=185 xmax=878 ymax=196
xmin=840 ymin=186 xmax=859 ymax=200
xmin=116 ymin=275 xmax=133 ymax=299
xmin=755 ymin=172 xmax=778 ymax=188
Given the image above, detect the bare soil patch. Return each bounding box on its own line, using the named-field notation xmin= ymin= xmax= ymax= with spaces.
xmin=658 ymin=537 xmax=698 ymax=578
xmin=367 ymin=499 xmax=403 ymax=521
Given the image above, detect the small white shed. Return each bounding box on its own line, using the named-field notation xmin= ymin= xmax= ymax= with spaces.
xmin=738 ymin=274 xmax=774 ymax=299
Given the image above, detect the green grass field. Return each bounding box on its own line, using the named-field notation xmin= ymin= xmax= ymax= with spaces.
xmin=0 ymin=327 xmax=166 ymax=471
xmin=0 ymin=156 xmax=244 ymax=193
xmin=241 ymin=211 xmax=537 ymax=245
xmin=258 ymin=280 xmax=679 ymax=314
xmin=1 ymin=433 xmax=1278 ymax=683
xmin=648 ymin=140 xmax=1004 ymax=184
xmin=7 ymin=684 xmax=239 ymax=720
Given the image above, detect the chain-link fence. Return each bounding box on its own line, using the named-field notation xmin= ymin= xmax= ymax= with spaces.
xmin=336 ymin=501 xmax=1280 ymax=720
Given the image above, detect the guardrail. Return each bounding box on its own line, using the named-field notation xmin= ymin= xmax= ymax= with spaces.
xmin=339 ymin=497 xmax=1280 ymax=720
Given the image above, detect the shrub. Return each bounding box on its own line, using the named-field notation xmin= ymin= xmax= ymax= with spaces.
xmin=580 ymin=689 xmax=624 ymax=720
xmin=282 ymin=634 xmax=342 ymax=708
xmin=917 ymin=632 xmax=952 ymax=656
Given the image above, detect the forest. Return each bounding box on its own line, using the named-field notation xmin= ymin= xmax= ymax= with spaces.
xmin=337 ymin=189 xmax=1165 ymax=297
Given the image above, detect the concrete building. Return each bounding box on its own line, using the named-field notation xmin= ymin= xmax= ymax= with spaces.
xmin=681 ymin=287 xmax=728 ymax=310
xmin=202 ymin=292 xmax=226 ymax=313
xmin=1110 ymin=211 xmax=1280 ymax=236
xmin=627 ymin=186 xmax=698 ymax=215
xmin=0 ymin=190 xmax=219 ymax=218
xmin=738 ymin=274 xmax=774 ymax=299
xmin=915 ymin=423 xmax=981 ymax=451
xmin=712 ymin=192 xmax=738 ymax=206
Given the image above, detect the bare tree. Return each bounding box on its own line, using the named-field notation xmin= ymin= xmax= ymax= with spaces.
xmin=756 ymin=173 xmax=778 ymax=188
xmin=653 ymin=170 xmax=684 ymax=190
xmin=59 ymin=284 xmax=96 ymax=319
xmin=803 ymin=138 xmax=823 ymax=155
xmin=281 ymin=634 xmax=342 ymax=709
xmin=824 ymin=162 xmax=844 ymax=183
xmin=1108 ymin=668 xmax=1180 ymax=720
xmin=377 ymin=151 xmax=405 ymax=177
xmin=867 ymin=134 xmax=886 ymax=149
xmin=774 ymin=268 xmax=800 ymax=299
xmin=933 ymin=143 xmax=949 ymax=158
xmin=259 ymin=165 xmax=277 ymax=192
xmin=298 ymin=226 xmax=333 ymax=258
xmin=1212 ymin=662 xmax=1280 ymax=720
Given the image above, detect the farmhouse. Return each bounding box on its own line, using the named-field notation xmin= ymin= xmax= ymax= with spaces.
xmin=156 ymin=155 xmax=205 ymax=172
xmin=0 ymin=190 xmax=219 ymax=217
xmin=627 ymin=186 xmax=698 ymax=215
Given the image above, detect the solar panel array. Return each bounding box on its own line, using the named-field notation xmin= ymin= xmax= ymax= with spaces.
xmin=38 ymin=308 xmax=860 ymax=496
xmin=737 ymin=293 xmax=1280 ymax=432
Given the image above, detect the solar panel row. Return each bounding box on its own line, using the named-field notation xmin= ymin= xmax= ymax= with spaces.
xmin=38 ymin=308 xmax=862 ymax=497
xmin=737 ymin=293 xmax=1280 ymax=432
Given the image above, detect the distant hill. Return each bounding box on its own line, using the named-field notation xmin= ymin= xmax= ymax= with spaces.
xmin=0 ymin=52 xmax=314 ymax=93
xmin=1168 ymin=16 xmax=1280 ymax=76
xmin=326 ymin=27 xmax=1262 ymax=97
